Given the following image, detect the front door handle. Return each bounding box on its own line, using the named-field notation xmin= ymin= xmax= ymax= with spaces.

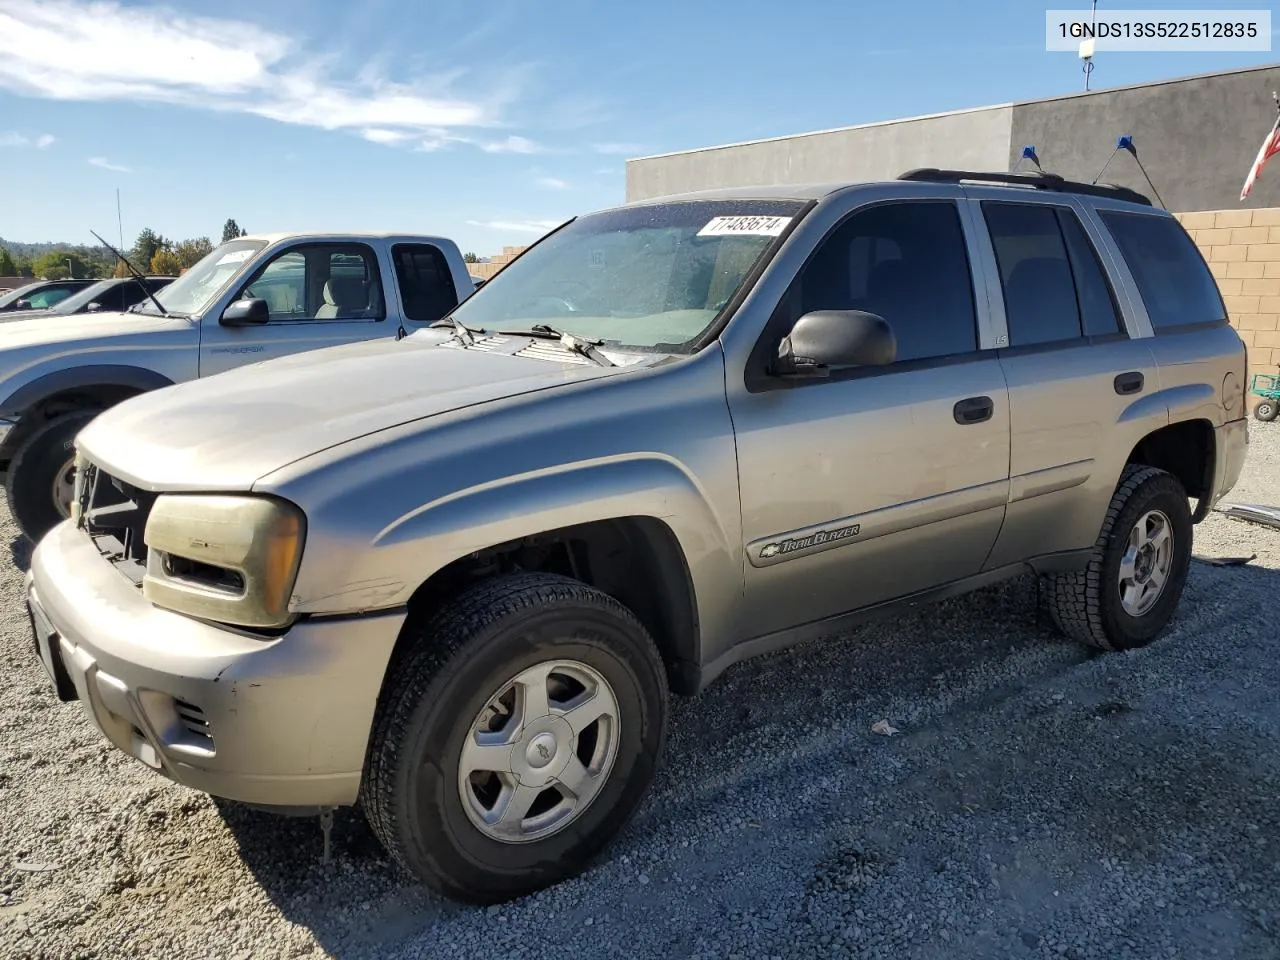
xmin=1114 ymin=371 xmax=1144 ymax=395
xmin=954 ymin=395 xmax=994 ymax=425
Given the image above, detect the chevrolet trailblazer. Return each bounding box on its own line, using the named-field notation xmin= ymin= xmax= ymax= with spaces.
xmin=27 ymin=170 xmax=1247 ymax=904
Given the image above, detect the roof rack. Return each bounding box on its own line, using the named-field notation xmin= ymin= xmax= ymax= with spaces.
xmin=896 ymin=168 xmax=1152 ymax=206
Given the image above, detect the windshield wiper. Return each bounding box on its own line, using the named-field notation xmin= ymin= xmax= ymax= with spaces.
xmin=497 ymin=324 xmax=616 ymax=367
xmin=90 ymin=229 xmax=172 ymax=318
xmin=429 ymin=314 xmax=479 ymax=345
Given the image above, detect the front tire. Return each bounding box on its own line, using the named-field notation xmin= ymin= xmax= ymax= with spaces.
xmin=361 ymin=573 xmax=668 ymax=904
xmin=1255 ymin=399 xmax=1278 ymax=422
xmin=5 ymin=410 xmax=97 ymax=543
xmin=1043 ymin=465 xmax=1192 ymax=651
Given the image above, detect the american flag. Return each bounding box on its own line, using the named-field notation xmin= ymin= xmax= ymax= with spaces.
xmin=1240 ymin=102 xmax=1280 ymax=201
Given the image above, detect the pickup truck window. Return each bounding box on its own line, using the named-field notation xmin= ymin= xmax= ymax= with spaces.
xmin=446 ymin=199 xmax=807 ymax=353
xmin=147 ymin=238 xmax=266 ymax=316
xmin=392 ymin=243 xmax=458 ymax=324
xmin=238 ymin=243 xmax=385 ymax=322
xmin=795 ymin=200 xmax=977 ymax=363
xmin=1099 ymin=210 xmax=1227 ymax=331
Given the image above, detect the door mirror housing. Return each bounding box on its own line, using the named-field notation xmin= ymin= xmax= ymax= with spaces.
xmin=775 ymin=310 xmax=897 ymax=377
xmin=86 ymin=301 xmax=102 ymax=312
xmin=220 ymin=298 xmax=270 ymax=327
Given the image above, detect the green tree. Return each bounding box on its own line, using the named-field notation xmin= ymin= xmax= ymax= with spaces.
xmin=0 ymin=247 xmax=16 ymax=276
xmin=462 ymin=251 xmax=480 ymax=264
xmin=174 ymin=237 xmax=214 ymax=269
xmin=129 ymin=228 xmax=169 ymax=273
xmin=150 ymin=248 xmax=183 ymax=276
xmin=31 ymin=251 xmax=89 ymax=280
xmin=221 ymin=219 xmax=247 ymax=242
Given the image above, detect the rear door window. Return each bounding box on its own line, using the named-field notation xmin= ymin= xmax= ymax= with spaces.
xmin=1099 ymin=211 xmax=1226 ymax=330
xmin=392 ymin=244 xmax=458 ymax=324
xmin=1057 ymin=210 xmax=1122 ymax=336
xmin=982 ymin=202 xmax=1083 ymax=347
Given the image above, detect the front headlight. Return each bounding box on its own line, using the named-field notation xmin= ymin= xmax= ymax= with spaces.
xmin=142 ymin=495 xmax=306 ymax=629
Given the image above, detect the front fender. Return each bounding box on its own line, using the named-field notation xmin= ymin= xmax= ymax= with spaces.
xmin=0 ymin=364 xmax=178 ymax=419
xmin=289 ymin=454 xmax=738 ymax=629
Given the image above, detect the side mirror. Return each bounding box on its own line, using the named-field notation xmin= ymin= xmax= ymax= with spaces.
xmin=775 ymin=310 xmax=896 ymax=377
xmin=14 ymin=299 xmax=31 ymax=311
xmin=220 ymin=298 xmax=270 ymax=327
xmin=86 ymin=302 xmax=102 ymax=312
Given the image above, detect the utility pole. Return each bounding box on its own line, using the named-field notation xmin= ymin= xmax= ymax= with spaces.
xmin=1081 ymin=0 xmax=1099 ymax=91
xmin=65 ymin=257 xmax=73 ymax=279
xmin=116 ymin=188 xmax=123 ymax=250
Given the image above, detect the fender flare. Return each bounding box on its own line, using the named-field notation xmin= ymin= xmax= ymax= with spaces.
xmin=293 ymin=455 xmax=739 ymax=673
xmin=0 ymin=365 xmax=175 ymax=419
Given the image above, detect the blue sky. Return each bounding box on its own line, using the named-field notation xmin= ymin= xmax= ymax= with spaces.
xmin=1 ymin=0 xmax=1277 ymax=255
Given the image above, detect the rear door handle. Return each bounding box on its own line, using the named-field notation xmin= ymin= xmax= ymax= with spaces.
xmin=953 ymin=395 xmax=994 ymax=425
xmin=1114 ymin=371 xmax=1144 ymax=395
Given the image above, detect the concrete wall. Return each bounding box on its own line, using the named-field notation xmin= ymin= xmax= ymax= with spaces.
xmin=1179 ymin=207 xmax=1280 ymax=381
xmin=1011 ymin=65 xmax=1280 ymax=213
xmin=626 ymin=64 xmax=1280 ymax=212
xmin=626 ymin=105 xmax=1012 ymax=202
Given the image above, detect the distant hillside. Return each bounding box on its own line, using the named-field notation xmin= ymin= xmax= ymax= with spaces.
xmin=0 ymin=237 xmax=112 ymax=260
xmin=0 ymin=236 xmax=119 ymax=279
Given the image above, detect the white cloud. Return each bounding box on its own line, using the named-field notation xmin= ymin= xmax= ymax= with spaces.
xmin=360 ymin=127 xmax=415 ymax=145
xmin=467 ymin=218 xmax=564 ymax=234
xmin=88 ymin=156 xmax=131 ymax=172
xmin=0 ymin=130 xmax=55 ymax=147
xmin=536 ymin=176 xmax=568 ymax=190
xmin=591 ymin=142 xmax=641 ymax=155
xmin=0 ymin=0 xmax=495 ymax=145
xmin=480 ymin=135 xmax=545 ymax=154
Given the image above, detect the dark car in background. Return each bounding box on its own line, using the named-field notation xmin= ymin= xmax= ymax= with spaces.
xmin=0 ymin=279 xmax=96 ymax=314
xmin=2 ymin=276 xmax=176 ymax=321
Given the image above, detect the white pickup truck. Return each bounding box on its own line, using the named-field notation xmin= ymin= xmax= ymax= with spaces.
xmin=0 ymin=232 xmax=474 ymax=542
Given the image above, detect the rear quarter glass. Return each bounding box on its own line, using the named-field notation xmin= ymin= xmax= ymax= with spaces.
xmin=1098 ymin=210 xmax=1226 ymax=330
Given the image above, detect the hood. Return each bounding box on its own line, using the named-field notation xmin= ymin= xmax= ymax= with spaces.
xmin=79 ymin=334 xmax=636 ymax=491
xmin=0 ymin=310 xmax=187 ymax=345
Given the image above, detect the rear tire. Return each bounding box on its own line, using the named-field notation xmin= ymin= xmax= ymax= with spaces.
xmin=1043 ymin=465 xmax=1192 ymax=651
xmin=361 ymin=572 xmax=668 ymax=904
xmin=5 ymin=410 xmax=97 ymax=543
xmin=1255 ymin=399 xmax=1278 ymax=422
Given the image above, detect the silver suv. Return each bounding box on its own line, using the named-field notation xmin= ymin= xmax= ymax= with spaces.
xmin=27 ymin=170 xmax=1248 ymax=904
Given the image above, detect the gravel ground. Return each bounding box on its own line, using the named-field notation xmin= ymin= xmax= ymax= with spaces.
xmin=3 ymin=424 xmax=1280 ymax=960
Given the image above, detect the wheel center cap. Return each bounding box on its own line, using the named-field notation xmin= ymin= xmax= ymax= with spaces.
xmin=525 ymin=731 xmax=558 ymax=769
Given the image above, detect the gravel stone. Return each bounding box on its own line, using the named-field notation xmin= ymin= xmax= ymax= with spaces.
xmin=2 ymin=423 xmax=1280 ymax=958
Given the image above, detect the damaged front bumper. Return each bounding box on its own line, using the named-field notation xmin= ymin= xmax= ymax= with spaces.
xmin=27 ymin=519 xmax=406 ymax=808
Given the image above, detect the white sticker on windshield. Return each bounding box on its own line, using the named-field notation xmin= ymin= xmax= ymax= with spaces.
xmin=697 ymin=215 xmax=792 ymax=237
xmin=216 ymin=249 xmax=253 ymax=265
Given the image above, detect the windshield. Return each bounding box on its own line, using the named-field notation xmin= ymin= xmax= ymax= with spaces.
xmin=446 ymin=199 xmax=808 ymax=353
xmin=136 ymin=238 xmax=266 ymax=316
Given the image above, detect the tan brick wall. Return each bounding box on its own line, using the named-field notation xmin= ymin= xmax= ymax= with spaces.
xmin=467 ymin=245 xmax=529 ymax=281
xmin=1176 ymin=208 xmax=1280 ymax=376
